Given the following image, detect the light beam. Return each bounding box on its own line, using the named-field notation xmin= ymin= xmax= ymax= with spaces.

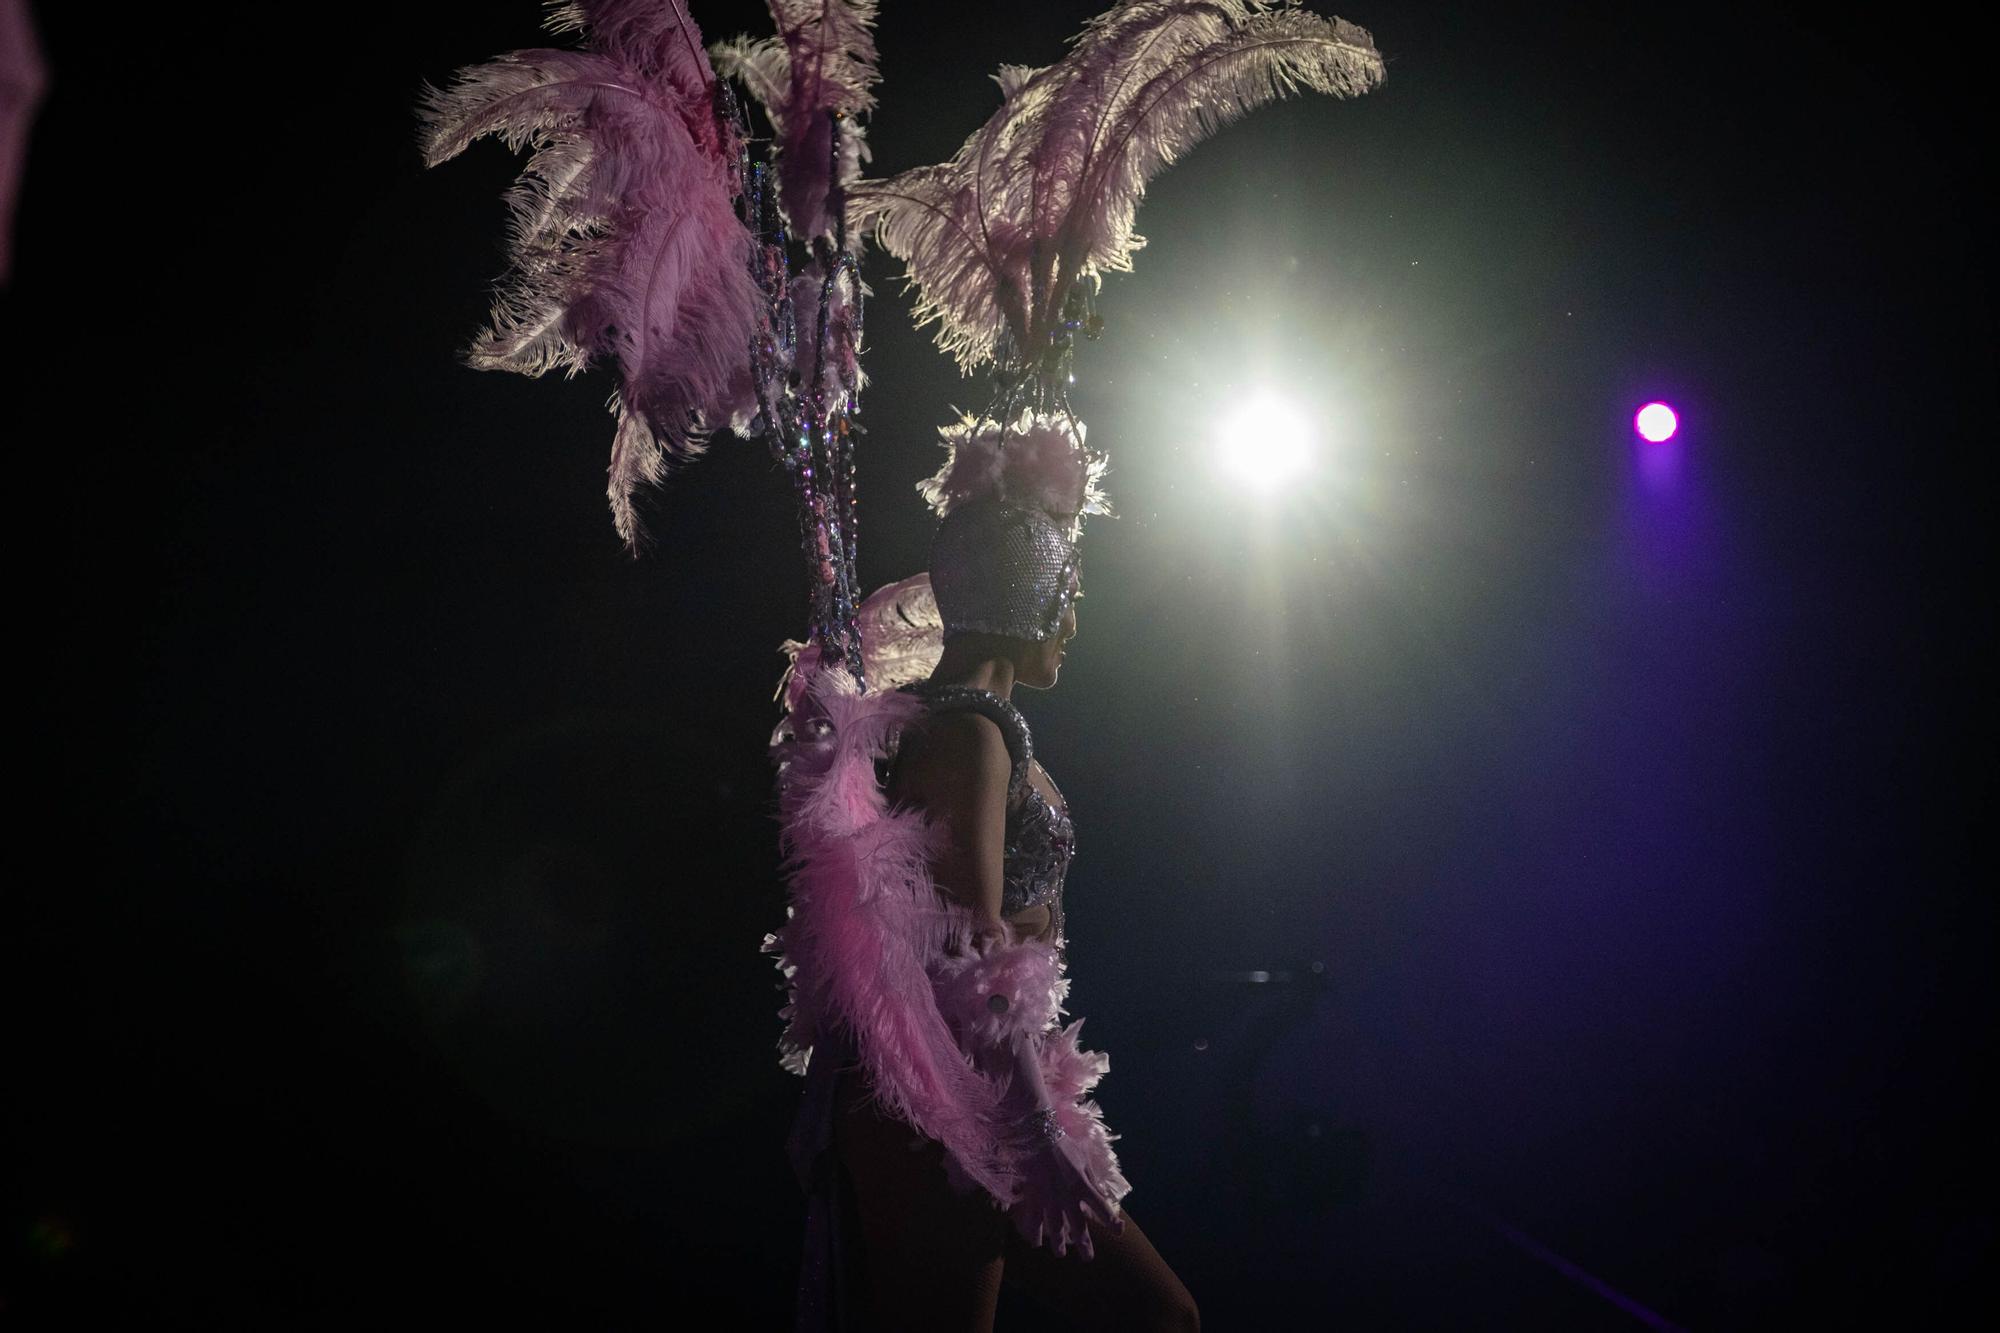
xmin=1635 ymin=401 xmax=1679 ymax=443
xmin=1217 ymin=391 xmax=1315 ymax=490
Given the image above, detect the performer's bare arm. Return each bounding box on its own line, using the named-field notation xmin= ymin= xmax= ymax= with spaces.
xmin=889 ymin=711 xmax=1012 ymax=942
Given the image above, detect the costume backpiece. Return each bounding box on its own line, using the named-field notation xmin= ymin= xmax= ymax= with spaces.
xmin=418 ymin=3 xmax=1383 ymax=1325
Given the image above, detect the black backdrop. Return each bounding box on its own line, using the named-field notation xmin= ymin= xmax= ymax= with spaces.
xmin=7 ymin=2 xmax=1988 ymax=1326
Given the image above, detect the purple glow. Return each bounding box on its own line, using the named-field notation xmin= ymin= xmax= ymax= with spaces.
xmin=1635 ymin=402 xmax=1679 ymax=443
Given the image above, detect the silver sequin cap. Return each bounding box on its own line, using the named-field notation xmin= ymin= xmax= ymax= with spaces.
xmin=928 ymin=499 xmax=1082 ymax=643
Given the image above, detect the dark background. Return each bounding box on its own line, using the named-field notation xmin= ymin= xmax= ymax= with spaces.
xmin=6 ymin=1 xmax=1988 ymax=1326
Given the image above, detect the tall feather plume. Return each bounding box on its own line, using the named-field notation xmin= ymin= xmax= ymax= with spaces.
xmin=710 ymin=1 xmax=881 ymax=241
xmin=415 ymin=1 xmax=763 ymax=553
xmin=850 ymin=1 xmax=1385 ymax=372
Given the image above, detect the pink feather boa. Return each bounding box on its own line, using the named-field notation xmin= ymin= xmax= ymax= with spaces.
xmin=765 ymin=663 xmax=1130 ymax=1228
xmin=928 ymin=932 xmax=1133 ymax=1216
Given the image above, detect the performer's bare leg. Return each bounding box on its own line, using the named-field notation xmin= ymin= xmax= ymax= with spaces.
xmin=835 ymin=1065 xmax=1008 ymax=1331
xmin=1001 ymin=1209 xmax=1199 ymax=1331
xmin=834 ymin=1066 xmax=1199 ymax=1332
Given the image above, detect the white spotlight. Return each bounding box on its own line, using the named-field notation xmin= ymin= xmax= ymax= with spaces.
xmin=1217 ymin=392 xmax=1314 ymax=489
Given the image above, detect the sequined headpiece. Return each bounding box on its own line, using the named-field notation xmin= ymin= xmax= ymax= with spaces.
xmin=930 ymin=502 xmax=1080 ymax=642
xmin=916 ymin=409 xmax=1109 ymax=643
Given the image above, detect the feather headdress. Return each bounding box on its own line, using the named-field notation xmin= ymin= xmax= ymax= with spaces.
xmin=710 ymin=1 xmax=881 ymax=243
xmin=918 ymin=409 xmax=1113 ymax=520
xmin=851 ymin=0 xmax=1386 ymax=373
xmin=415 ymin=1 xmax=763 ymax=553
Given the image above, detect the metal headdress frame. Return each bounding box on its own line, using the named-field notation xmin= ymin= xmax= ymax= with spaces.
xmin=715 ymin=80 xmax=870 ymax=688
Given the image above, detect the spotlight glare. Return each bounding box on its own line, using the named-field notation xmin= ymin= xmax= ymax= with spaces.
xmin=1635 ymin=401 xmax=1679 ymax=443
xmin=1218 ymin=392 xmax=1314 ymax=489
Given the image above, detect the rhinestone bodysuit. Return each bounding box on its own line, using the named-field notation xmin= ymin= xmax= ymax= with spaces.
xmin=893 ymin=683 xmax=1075 ymax=934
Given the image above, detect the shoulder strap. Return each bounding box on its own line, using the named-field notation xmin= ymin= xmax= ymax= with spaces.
xmin=896 ymin=684 xmax=1032 ymax=797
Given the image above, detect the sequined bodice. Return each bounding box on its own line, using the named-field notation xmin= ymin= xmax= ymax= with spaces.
xmin=894 ymin=683 xmax=1075 ymax=919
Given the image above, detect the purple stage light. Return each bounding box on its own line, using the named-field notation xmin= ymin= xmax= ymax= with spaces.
xmin=1635 ymin=402 xmax=1679 ymax=443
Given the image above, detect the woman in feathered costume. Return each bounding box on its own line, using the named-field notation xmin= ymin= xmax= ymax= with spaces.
xmin=418 ymin=2 xmax=1382 ymax=1327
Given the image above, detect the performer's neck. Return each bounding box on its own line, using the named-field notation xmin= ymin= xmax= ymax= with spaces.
xmin=926 ymin=647 xmax=1016 ymax=699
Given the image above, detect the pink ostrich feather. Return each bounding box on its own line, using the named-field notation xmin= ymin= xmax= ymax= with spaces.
xmin=415 ymin=0 xmax=763 ymax=553
xmin=1 ymin=0 xmax=49 ymax=288
xmin=765 ymin=662 xmax=1130 ymax=1217
xmin=1039 ymin=1017 xmax=1134 ymax=1212
xmin=930 ymin=934 xmax=1071 ymax=1049
xmin=850 ymin=1 xmax=1386 ymax=372
xmin=928 ymin=931 xmax=1132 ymax=1216
xmin=710 ymin=1 xmax=880 ymax=241
xmin=766 ymin=665 xmax=1025 ymax=1203
xmin=917 ymin=409 xmax=1113 ymax=519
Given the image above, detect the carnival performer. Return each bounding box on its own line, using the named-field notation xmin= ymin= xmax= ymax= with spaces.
xmin=770 ymin=426 xmax=1198 ymax=1329
xmin=417 ymin=3 xmax=1382 ymax=1327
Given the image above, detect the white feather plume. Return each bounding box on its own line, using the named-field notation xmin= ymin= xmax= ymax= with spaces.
xmin=850 ymin=1 xmax=1386 ymax=371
